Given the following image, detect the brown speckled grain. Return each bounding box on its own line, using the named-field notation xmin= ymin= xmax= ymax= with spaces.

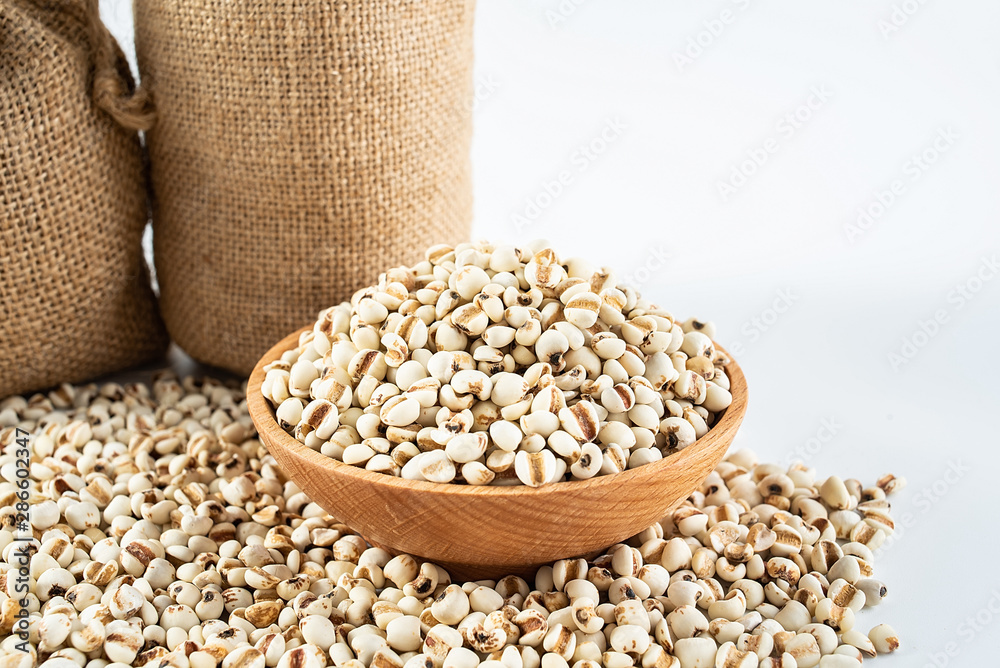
xmin=249 ymin=328 xmax=749 ymax=579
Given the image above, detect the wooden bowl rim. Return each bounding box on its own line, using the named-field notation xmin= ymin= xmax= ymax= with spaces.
xmin=248 ymin=327 xmax=748 ymax=499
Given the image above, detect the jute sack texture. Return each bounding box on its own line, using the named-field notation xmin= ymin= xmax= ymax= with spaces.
xmin=136 ymin=0 xmax=476 ymax=375
xmin=0 ymin=0 xmax=168 ymax=398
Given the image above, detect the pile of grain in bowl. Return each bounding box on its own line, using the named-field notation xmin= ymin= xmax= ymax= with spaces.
xmin=261 ymin=241 xmax=734 ymax=486
xmin=0 ymin=374 xmax=901 ymax=668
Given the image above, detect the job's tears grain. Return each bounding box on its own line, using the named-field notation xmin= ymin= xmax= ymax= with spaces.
xmin=263 ymin=241 xmax=735 ymax=486
xmin=0 ymin=375 xmax=901 ymax=667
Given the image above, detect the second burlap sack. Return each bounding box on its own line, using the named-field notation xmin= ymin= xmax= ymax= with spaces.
xmin=135 ymin=1 xmax=475 ymax=374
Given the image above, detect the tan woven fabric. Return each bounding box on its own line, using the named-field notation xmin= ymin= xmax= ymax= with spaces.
xmin=136 ymin=0 xmax=475 ymax=375
xmin=0 ymin=0 xmax=168 ymax=398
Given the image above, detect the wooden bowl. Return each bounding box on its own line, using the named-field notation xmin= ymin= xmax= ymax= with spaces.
xmin=248 ymin=328 xmax=748 ymax=579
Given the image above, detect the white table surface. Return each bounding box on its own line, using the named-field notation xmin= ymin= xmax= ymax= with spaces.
xmin=103 ymin=1 xmax=1000 ymax=664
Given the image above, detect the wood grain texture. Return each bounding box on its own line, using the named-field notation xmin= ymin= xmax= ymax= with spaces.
xmin=249 ymin=328 xmax=748 ymax=579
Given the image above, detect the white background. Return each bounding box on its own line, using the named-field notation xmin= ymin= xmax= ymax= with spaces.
xmin=103 ymin=1 xmax=1000 ymax=665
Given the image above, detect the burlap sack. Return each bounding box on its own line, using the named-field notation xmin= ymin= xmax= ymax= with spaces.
xmin=0 ymin=0 xmax=168 ymax=398
xmin=135 ymin=0 xmax=475 ymax=375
